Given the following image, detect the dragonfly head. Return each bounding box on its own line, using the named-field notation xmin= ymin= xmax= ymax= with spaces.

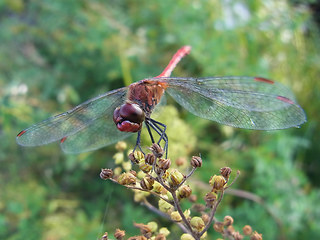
xmin=113 ymin=102 xmax=145 ymax=132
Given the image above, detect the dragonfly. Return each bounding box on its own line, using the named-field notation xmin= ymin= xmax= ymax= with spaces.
xmin=16 ymin=46 xmax=306 ymax=157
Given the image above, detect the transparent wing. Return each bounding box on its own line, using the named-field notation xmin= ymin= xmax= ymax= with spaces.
xmin=157 ymin=76 xmax=306 ymax=130
xmin=16 ymin=87 xmax=129 ymax=146
xmin=61 ymin=113 xmax=132 ymax=154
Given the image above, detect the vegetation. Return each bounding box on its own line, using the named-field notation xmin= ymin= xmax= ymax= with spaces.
xmin=1 ymin=0 xmax=319 ymax=239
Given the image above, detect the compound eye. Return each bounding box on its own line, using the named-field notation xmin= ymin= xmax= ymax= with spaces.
xmin=119 ymin=102 xmax=145 ymax=124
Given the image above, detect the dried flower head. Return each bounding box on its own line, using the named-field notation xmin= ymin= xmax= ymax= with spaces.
xmin=233 ymin=231 xmax=244 ymax=240
xmin=220 ymin=167 xmax=232 ymax=180
xmin=223 ymin=215 xmax=234 ymax=226
xmin=171 ymin=211 xmax=182 ymax=222
xmin=147 ymin=221 xmax=158 ymax=233
xmin=158 ymin=199 xmax=173 ymax=214
xmin=134 ymin=223 xmax=152 ymax=238
xmin=190 ymin=217 xmax=205 ymax=232
xmin=242 ymin=225 xmax=252 ymax=235
xmin=201 ymin=213 xmax=210 ymax=225
xmin=191 ymin=156 xmax=202 ymax=168
xmin=180 ymin=233 xmax=195 ymax=240
xmin=152 ymin=181 xmax=167 ymax=194
xmin=209 ymin=175 xmax=226 ymax=191
xmin=158 ymin=158 xmax=171 ymax=171
xmin=155 ymin=233 xmax=166 ymax=240
xmin=100 ymin=168 xmax=113 ymax=180
xmin=213 ymin=221 xmax=224 ymax=233
xmin=114 ymin=229 xmax=125 ymax=240
xmin=169 ymin=169 xmax=184 ymax=187
xmin=145 ymin=153 xmax=156 ymax=165
xmin=118 ymin=172 xmax=136 ymax=185
xmin=139 ymin=160 xmax=153 ymax=173
xmin=129 ymin=152 xmax=139 ymax=164
xmin=178 ymin=185 xmax=192 ymax=199
xmin=250 ymin=231 xmax=263 ymax=240
xmin=140 ymin=176 xmax=154 ymax=190
xmin=204 ymin=192 xmax=217 ymax=208
xmin=150 ymin=143 xmax=164 ymax=158
xmin=159 ymin=227 xmax=170 ymax=237
xmin=226 ymin=225 xmax=235 ymax=235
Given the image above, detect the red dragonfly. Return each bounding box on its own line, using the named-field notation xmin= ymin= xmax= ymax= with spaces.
xmin=16 ymin=46 xmax=306 ymax=156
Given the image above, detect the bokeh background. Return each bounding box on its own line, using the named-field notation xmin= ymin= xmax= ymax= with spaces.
xmin=1 ymin=0 xmax=320 ymax=239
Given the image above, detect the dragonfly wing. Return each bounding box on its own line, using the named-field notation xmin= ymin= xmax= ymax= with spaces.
xmin=60 ymin=114 xmax=132 ymax=154
xmin=162 ymin=76 xmax=306 ymax=130
xmin=16 ymin=87 xmax=128 ymax=146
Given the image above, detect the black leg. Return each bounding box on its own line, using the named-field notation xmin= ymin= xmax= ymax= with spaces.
xmin=133 ymin=130 xmax=145 ymax=154
xmin=147 ymin=119 xmax=169 ymax=158
xmin=145 ymin=121 xmax=155 ymax=143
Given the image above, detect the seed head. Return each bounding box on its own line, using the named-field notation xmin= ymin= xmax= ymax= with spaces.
xmin=209 ymin=175 xmax=226 ymax=191
xmin=233 ymin=231 xmax=244 ymax=240
xmin=158 ymin=158 xmax=171 ymax=171
xmin=147 ymin=221 xmax=158 ymax=233
xmin=118 ymin=172 xmax=136 ymax=185
xmin=250 ymin=231 xmax=263 ymax=240
xmin=114 ymin=229 xmax=125 ymax=240
xmin=204 ymin=191 xmax=217 ymax=208
xmin=159 ymin=227 xmax=170 ymax=237
xmin=223 ymin=215 xmax=234 ymax=226
xmin=170 ymin=211 xmax=182 ymax=222
xmin=145 ymin=153 xmax=156 ymax=165
xmin=169 ymin=169 xmax=184 ymax=187
xmin=201 ymin=214 xmax=210 ymax=225
xmin=150 ymin=143 xmax=164 ymax=158
xmin=134 ymin=223 xmax=152 ymax=239
xmin=190 ymin=217 xmax=205 ymax=232
xmin=178 ymin=185 xmax=192 ymax=199
xmin=220 ymin=167 xmax=232 ymax=180
xmin=152 ymin=181 xmax=167 ymax=194
xmin=140 ymin=176 xmax=154 ymax=190
xmin=100 ymin=168 xmax=113 ymax=180
xmin=191 ymin=156 xmax=202 ymax=168
xmin=158 ymin=199 xmax=173 ymax=214
xmin=180 ymin=233 xmax=195 ymax=240
xmin=139 ymin=160 xmax=152 ymax=173
xmin=213 ymin=221 xmax=224 ymax=233
xmin=242 ymin=225 xmax=252 ymax=235
xmin=128 ymin=152 xmax=139 ymax=164
xmin=155 ymin=233 xmax=166 ymax=240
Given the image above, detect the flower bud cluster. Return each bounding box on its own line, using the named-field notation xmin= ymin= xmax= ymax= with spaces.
xmin=101 ymin=142 xmax=242 ymax=240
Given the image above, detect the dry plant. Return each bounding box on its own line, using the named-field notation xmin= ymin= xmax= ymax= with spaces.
xmin=99 ymin=142 xmax=263 ymax=240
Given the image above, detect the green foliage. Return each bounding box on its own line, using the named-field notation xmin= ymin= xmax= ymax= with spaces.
xmin=1 ymin=0 xmax=319 ymax=239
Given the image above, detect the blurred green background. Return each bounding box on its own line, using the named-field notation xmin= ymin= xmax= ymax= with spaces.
xmin=1 ymin=0 xmax=319 ymax=239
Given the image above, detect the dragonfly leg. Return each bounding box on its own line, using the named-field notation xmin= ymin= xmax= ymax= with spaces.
xmin=133 ymin=130 xmax=145 ymax=155
xmin=145 ymin=121 xmax=155 ymax=143
xmin=147 ymin=119 xmax=168 ymax=158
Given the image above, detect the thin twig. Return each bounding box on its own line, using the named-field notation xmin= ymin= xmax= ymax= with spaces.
xmin=198 ymin=189 xmax=225 ymax=237
xmin=224 ymin=170 xmax=240 ymax=190
xmin=142 ymin=199 xmax=190 ymax=234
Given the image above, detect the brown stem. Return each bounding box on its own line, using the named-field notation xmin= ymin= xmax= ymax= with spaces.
xmin=198 ymin=189 xmax=225 ymax=237
xmin=142 ymin=199 xmax=190 ymax=234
